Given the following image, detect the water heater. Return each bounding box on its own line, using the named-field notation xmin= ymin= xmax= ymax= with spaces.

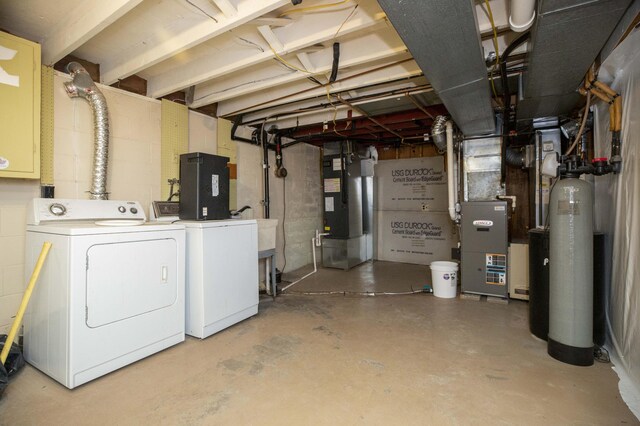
xmin=548 ymin=176 xmax=594 ymax=366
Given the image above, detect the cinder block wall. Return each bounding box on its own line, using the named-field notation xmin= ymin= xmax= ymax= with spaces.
xmin=269 ymin=143 xmax=323 ymax=273
xmin=237 ymin=141 xmax=322 ymax=274
xmin=0 ymin=180 xmax=39 ymax=334
xmin=53 ymin=72 xmax=162 ymax=207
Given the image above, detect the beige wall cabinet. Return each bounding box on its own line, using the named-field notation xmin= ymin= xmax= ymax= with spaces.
xmin=0 ymin=31 xmax=41 ymax=179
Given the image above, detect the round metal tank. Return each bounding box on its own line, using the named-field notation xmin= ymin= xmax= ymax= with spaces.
xmin=548 ymin=176 xmax=594 ymax=366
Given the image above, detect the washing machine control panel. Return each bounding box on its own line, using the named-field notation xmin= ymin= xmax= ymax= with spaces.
xmin=28 ymin=198 xmax=147 ymax=225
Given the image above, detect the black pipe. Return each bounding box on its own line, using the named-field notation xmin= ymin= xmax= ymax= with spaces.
xmin=274 ymin=135 xmax=288 ymax=178
xmin=275 ymin=135 xmax=283 ymax=169
xmin=329 ymin=42 xmax=340 ymax=83
xmin=340 ymin=142 xmax=348 ymax=205
xmin=500 ymin=31 xmax=530 ymax=126
xmin=282 ymin=140 xmax=302 ymax=149
xmin=505 ymin=146 xmax=525 ymax=168
xmin=262 ymin=132 xmax=270 ymax=218
xmin=231 ymin=115 xmax=258 ymax=144
xmin=611 ymin=131 xmax=622 ymax=173
xmin=500 ymin=31 xmax=531 ymax=185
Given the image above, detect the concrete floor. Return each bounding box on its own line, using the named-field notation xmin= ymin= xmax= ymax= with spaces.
xmin=0 ymin=261 xmax=635 ymax=424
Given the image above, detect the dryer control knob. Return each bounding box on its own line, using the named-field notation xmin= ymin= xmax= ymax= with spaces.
xmin=49 ymin=203 xmax=66 ymax=216
xmin=118 ymin=206 xmax=126 ymax=213
xmin=130 ymin=207 xmax=138 ymax=214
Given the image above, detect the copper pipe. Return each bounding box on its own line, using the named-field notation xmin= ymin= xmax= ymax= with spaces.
xmin=613 ymin=96 xmax=622 ymax=132
xmin=588 ymin=86 xmax=612 ymax=103
xmin=593 ymin=80 xmax=618 ymax=98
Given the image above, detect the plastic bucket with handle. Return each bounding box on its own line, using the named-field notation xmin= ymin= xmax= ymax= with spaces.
xmin=430 ymin=261 xmax=459 ymax=298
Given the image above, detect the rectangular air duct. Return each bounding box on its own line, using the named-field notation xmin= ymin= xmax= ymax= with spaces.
xmin=517 ymin=0 xmax=633 ymax=120
xmin=378 ymin=0 xmax=495 ymax=136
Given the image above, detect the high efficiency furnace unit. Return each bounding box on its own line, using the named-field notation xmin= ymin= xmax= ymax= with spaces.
xmin=461 ymin=201 xmax=509 ymax=298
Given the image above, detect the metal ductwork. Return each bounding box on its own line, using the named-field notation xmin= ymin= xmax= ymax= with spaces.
xmin=377 ymin=0 xmax=495 ymax=136
xmin=431 ymin=115 xmax=449 ymax=154
xmin=517 ymin=0 xmax=633 ymax=120
xmin=505 ymin=146 xmax=526 ymax=168
xmin=63 ymin=62 xmax=110 ymax=200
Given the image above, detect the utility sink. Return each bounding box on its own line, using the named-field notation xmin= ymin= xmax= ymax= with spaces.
xmin=256 ymin=219 xmax=278 ymax=252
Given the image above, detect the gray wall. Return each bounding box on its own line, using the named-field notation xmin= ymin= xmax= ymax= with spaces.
xmin=237 ymin=141 xmax=323 ymax=274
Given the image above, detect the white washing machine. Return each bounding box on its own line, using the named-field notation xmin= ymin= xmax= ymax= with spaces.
xmin=24 ymin=198 xmax=186 ymax=389
xmin=183 ymin=219 xmax=259 ymax=339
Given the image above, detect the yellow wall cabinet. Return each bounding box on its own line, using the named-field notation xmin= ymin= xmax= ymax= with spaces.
xmin=0 ymin=31 xmax=41 ymax=179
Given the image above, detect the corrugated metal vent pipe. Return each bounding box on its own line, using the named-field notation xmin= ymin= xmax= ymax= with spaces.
xmin=510 ymin=0 xmax=536 ymax=32
xmin=63 ymin=62 xmax=110 ymax=200
xmin=431 ymin=115 xmax=448 ymax=154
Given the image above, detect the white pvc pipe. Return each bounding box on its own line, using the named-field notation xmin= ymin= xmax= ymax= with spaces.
xmin=281 ymin=232 xmax=329 ymax=292
xmin=509 ymin=0 xmax=536 ymax=32
xmin=446 ymin=121 xmax=459 ymax=222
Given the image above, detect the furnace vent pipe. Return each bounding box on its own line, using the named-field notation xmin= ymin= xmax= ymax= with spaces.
xmin=505 ymin=146 xmax=526 ymax=168
xmin=431 ymin=115 xmax=448 ymax=154
xmin=509 ymin=0 xmax=536 ymax=32
xmin=63 ymin=62 xmax=110 ymax=200
xmin=445 ymin=121 xmax=460 ymax=222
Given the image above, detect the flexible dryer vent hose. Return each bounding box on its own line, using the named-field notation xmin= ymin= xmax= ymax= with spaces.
xmin=63 ymin=62 xmax=110 ymax=200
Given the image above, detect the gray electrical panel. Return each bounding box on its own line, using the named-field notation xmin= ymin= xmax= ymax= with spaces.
xmin=461 ymin=201 xmax=508 ymax=297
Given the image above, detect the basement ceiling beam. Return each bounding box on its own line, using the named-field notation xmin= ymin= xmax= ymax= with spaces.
xmin=210 ymin=0 xmax=237 ymax=17
xmin=147 ymin=7 xmax=386 ymax=98
xmin=257 ymin=25 xmax=285 ymax=51
xmin=101 ymin=0 xmax=290 ymax=85
xmin=251 ymin=17 xmax=293 ymax=27
xmin=219 ymin=59 xmax=422 ymax=117
xmin=292 ymin=109 xmax=437 ymax=138
xmin=191 ymin=31 xmax=408 ymax=107
xmin=238 ymin=82 xmax=433 ymax=129
xmin=41 ymin=0 xmax=143 ymax=65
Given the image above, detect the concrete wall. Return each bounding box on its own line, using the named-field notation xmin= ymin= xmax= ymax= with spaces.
xmin=0 ymin=179 xmax=39 ymax=334
xmin=53 ymin=73 xmax=162 ymax=210
xmin=237 ymin=141 xmax=323 ymax=274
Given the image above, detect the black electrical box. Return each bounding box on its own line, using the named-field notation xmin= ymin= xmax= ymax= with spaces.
xmin=179 ymin=152 xmax=230 ymax=220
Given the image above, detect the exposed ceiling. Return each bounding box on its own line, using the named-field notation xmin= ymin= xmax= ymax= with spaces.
xmin=0 ymin=0 xmax=633 ymax=144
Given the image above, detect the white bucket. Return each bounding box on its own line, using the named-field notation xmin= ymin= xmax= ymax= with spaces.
xmin=430 ymin=261 xmax=459 ymax=298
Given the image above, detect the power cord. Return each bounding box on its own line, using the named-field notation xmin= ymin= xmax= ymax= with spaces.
xmin=281 ymin=290 xmax=427 ymax=296
xmin=281 ymin=285 xmax=433 ymax=297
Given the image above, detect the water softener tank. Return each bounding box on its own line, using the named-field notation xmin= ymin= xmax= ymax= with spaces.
xmin=548 ymin=177 xmax=594 ymax=366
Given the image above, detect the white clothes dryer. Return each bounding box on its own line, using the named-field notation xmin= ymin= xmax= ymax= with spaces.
xmin=24 ymin=198 xmax=185 ymax=389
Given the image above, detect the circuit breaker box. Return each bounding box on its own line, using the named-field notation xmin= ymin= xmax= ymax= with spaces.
xmin=461 ymin=201 xmax=508 ymax=297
